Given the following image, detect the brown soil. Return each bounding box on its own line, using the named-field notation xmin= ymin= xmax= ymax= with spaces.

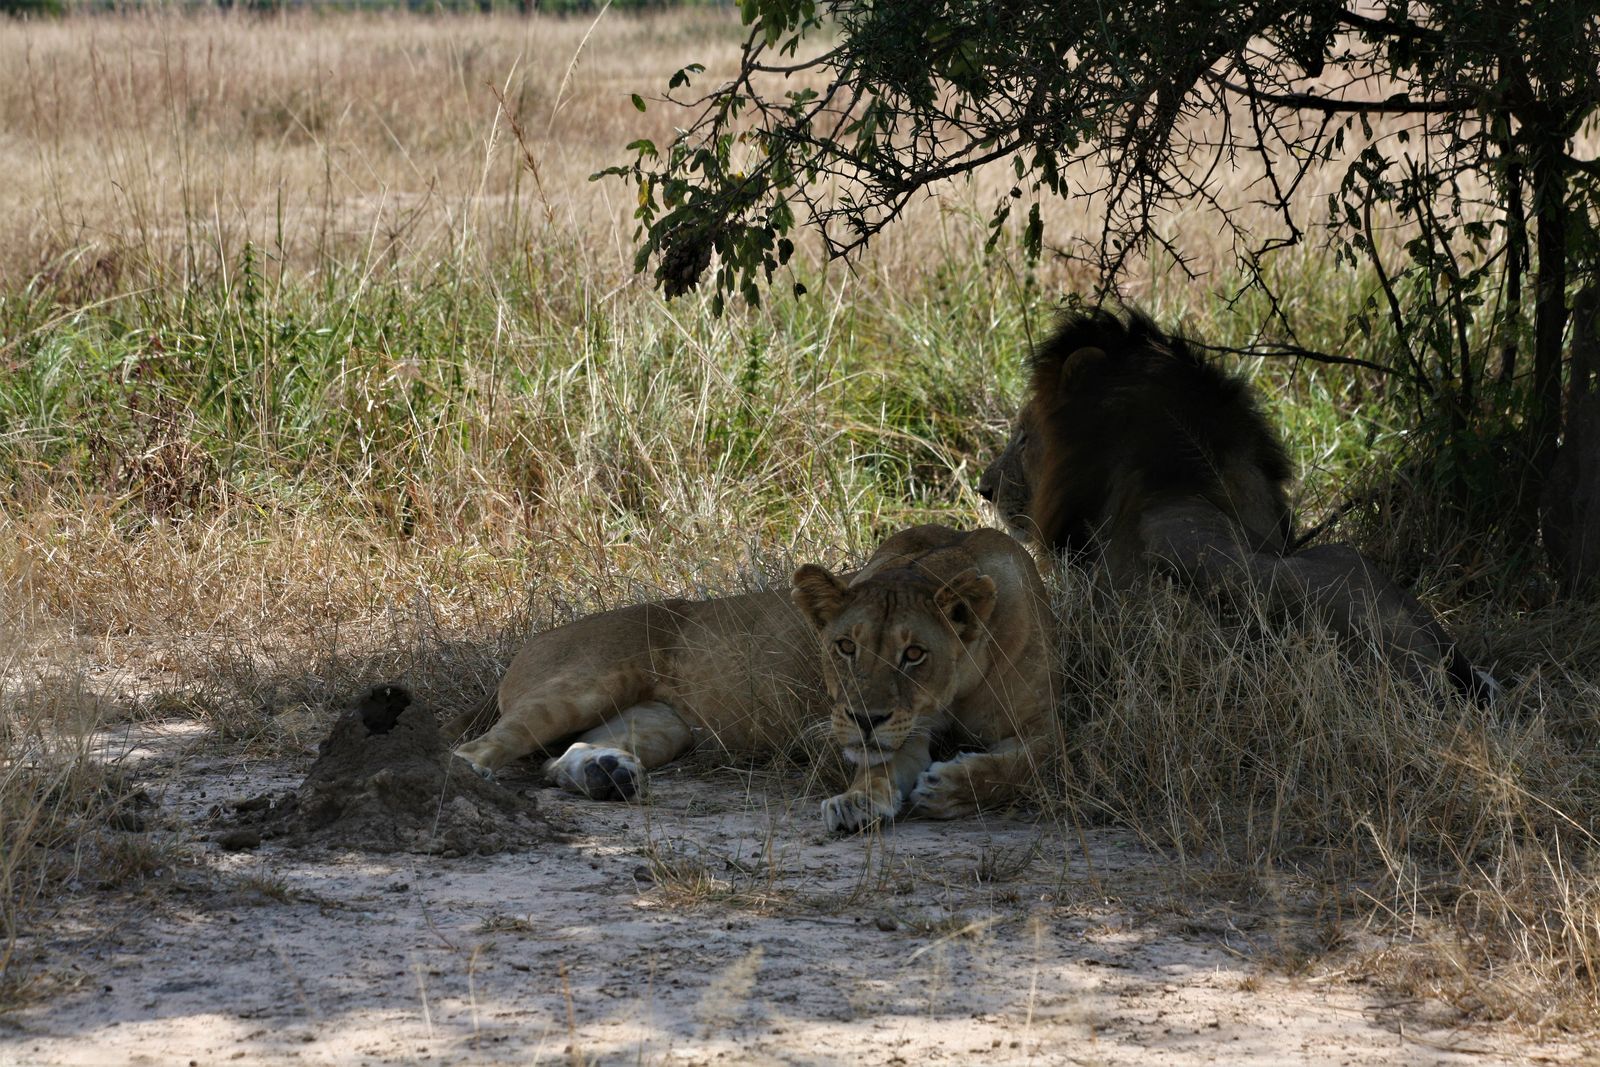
xmin=4 ymin=722 xmax=1591 ymax=1066
xmin=217 ymin=685 xmax=554 ymax=856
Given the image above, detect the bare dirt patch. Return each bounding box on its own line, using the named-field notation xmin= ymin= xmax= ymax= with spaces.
xmin=216 ymin=685 xmax=553 ymax=857
xmin=2 ymin=722 xmax=1589 ymax=1067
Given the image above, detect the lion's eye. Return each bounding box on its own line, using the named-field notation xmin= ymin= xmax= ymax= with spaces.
xmin=901 ymin=645 xmax=926 ymax=666
xmin=834 ymin=637 xmax=857 ymax=657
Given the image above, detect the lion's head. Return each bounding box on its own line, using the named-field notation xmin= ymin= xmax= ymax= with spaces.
xmin=790 ymin=563 xmax=997 ymax=768
xmin=980 ymin=308 xmax=1294 ymax=563
xmin=977 ymin=402 xmax=1041 ymax=544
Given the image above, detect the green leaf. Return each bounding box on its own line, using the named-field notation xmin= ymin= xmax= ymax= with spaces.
xmin=631 ymin=94 xmax=647 ymax=113
xmin=668 ymin=64 xmax=705 ymax=90
xmin=1023 ymin=203 xmax=1043 ymax=260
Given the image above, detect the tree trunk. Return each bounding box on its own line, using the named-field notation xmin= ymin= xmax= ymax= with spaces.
xmin=1497 ymin=162 xmax=1526 ymax=390
xmin=1530 ymin=143 xmax=1570 ymax=490
xmin=1571 ymin=286 xmax=1599 ymax=408
xmin=1543 ymin=393 xmax=1600 ymax=597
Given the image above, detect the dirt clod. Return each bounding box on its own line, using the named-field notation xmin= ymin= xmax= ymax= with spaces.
xmin=214 ymin=829 xmax=261 ymax=852
xmin=221 ymin=685 xmax=552 ymax=854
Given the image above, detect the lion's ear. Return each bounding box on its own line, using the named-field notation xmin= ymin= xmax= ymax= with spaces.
xmin=935 ymin=569 xmax=997 ymax=641
xmin=1034 ymin=345 xmax=1105 ymax=410
xmin=1059 ymin=345 xmax=1106 ymax=387
xmin=792 ymin=565 xmax=850 ymax=630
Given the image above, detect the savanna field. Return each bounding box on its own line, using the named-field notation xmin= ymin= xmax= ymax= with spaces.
xmin=4 ymin=9 xmax=1600 ymax=1064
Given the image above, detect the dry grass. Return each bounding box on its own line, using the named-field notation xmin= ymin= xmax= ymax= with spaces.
xmin=2 ymin=5 xmax=1599 ymax=1038
xmin=1050 ymin=566 xmax=1600 ymax=1027
xmin=0 ymin=674 xmax=177 ymax=1004
xmin=2 ymin=10 xmax=732 ymax=280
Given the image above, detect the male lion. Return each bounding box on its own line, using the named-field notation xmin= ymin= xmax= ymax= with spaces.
xmin=979 ymin=308 xmax=1497 ymax=702
xmin=450 ymin=525 xmax=1057 ymax=831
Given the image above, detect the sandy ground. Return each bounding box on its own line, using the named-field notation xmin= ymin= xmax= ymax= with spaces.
xmin=3 ymin=723 xmax=1594 ymax=1067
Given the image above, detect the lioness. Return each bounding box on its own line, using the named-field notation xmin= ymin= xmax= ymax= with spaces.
xmin=450 ymin=525 xmax=1057 ymax=831
xmin=979 ymin=307 xmax=1497 ymax=702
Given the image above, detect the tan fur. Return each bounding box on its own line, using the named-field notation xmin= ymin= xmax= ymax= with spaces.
xmin=452 ymin=525 xmax=1058 ymax=828
xmin=792 ymin=525 xmax=1058 ymax=831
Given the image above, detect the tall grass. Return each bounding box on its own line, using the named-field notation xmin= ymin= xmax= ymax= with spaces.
xmin=1053 ymin=567 xmax=1600 ymax=1026
xmin=2 ymin=7 xmax=1597 ymax=1032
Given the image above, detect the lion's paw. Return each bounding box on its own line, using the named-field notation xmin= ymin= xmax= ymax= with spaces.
xmin=821 ymin=789 xmax=898 ymax=833
xmin=549 ymin=744 xmax=643 ymax=801
xmin=906 ymin=759 xmax=976 ymax=820
xmin=452 ymin=748 xmax=497 ymax=783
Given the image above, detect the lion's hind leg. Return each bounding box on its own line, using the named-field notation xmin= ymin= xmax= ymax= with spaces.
xmin=1138 ymin=504 xmax=1496 ymax=703
xmin=547 ymin=700 xmax=693 ymax=801
xmin=445 ymin=688 xmax=499 ymax=744
xmin=1284 ymin=544 xmax=1499 ymax=703
xmin=452 ymin=666 xmax=653 ymax=780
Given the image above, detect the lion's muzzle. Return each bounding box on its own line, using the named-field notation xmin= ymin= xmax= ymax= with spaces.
xmin=834 ymin=706 xmax=908 ymax=765
xmin=848 ymin=709 xmax=888 ymax=735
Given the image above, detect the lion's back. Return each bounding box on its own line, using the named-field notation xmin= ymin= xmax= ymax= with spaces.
xmin=654 ymin=590 xmax=829 ymax=751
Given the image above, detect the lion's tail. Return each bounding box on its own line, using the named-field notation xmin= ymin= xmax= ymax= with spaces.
xmin=445 ymin=687 xmax=499 ymax=742
xmin=1446 ymin=647 xmax=1503 ymax=708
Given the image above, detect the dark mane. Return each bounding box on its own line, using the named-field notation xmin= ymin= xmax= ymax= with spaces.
xmin=982 ymin=306 xmax=1494 ymax=705
xmin=1027 ymin=308 xmax=1293 ymax=556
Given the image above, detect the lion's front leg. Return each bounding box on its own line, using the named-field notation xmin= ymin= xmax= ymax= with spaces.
xmin=822 ymin=735 xmax=931 ymax=833
xmin=906 ymin=737 xmax=1035 ymax=820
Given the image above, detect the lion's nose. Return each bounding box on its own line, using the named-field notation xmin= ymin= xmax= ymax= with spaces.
xmin=977 ymin=481 xmax=995 ymax=502
xmin=850 ymin=711 xmax=888 ymax=735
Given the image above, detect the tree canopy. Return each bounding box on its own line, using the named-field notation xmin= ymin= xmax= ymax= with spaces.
xmin=603 ymin=0 xmax=1600 ymax=497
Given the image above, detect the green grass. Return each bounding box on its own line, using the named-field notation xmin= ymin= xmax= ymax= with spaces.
xmin=1 ymin=250 xmax=1035 ymax=547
